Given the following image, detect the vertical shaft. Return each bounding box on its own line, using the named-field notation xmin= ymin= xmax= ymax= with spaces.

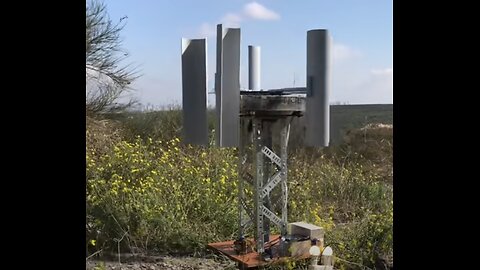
xmin=215 ymin=24 xmax=223 ymax=146
xmin=248 ymin=45 xmax=261 ymax=91
xmin=253 ymin=118 xmax=264 ymax=254
xmin=238 ymin=117 xmax=246 ymax=239
xmin=280 ymin=117 xmax=290 ymax=236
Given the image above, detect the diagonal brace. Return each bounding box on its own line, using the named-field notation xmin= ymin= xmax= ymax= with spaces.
xmin=261 ymin=206 xmax=285 ymax=228
xmin=261 ymin=146 xmax=282 ymax=167
xmin=260 ymin=171 xmax=283 ymax=199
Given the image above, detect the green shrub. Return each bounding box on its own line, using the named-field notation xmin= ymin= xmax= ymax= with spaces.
xmin=87 ymin=136 xmax=239 ymax=253
xmin=328 ymin=205 xmax=393 ymax=269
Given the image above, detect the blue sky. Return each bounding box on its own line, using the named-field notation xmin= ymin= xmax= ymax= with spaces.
xmin=103 ymin=0 xmax=392 ymax=106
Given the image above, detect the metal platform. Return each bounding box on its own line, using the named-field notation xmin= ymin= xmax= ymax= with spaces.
xmin=207 ymin=235 xmax=311 ymax=268
xmin=240 ymin=91 xmax=305 ymax=117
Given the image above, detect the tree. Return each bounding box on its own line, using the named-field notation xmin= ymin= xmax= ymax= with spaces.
xmin=86 ymin=0 xmax=139 ymax=115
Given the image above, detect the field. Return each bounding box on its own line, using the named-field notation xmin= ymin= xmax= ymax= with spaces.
xmin=86 ymin=104 xmax=393 ymax=270
xmin=330 ymin=104 xmax=393 ymax=144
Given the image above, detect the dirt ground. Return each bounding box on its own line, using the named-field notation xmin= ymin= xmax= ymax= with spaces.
xmin=86 ymin=253 xmax=237 ymax=270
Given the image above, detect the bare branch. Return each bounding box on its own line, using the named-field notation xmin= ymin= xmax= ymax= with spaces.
xmin=86 ymin=249 xmax=103 ymax=261
xmin=86 ymin=0 xmax=140 ymax=115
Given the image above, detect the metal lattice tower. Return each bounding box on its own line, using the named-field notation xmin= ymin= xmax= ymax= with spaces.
xmin=238 ymin=95 xmax=301 ymax=253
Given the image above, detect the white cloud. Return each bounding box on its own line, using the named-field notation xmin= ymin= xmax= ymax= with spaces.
xmin=333 ymin=43 xmax=362 ymax=62
xmin=199 ymin=22 xmax=216 ymax=38
xmin=243 ymin=2 xmax=280 ymax=20
xmin=198 ymin=1 xmax=280 ymax=36
xmin=331 ymin=57 xmax=393 ymax=104
xmin=344 ymin=68 xmax=393 ymax=104
xmin=221 ymin=12 xmax=243 ymax=27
